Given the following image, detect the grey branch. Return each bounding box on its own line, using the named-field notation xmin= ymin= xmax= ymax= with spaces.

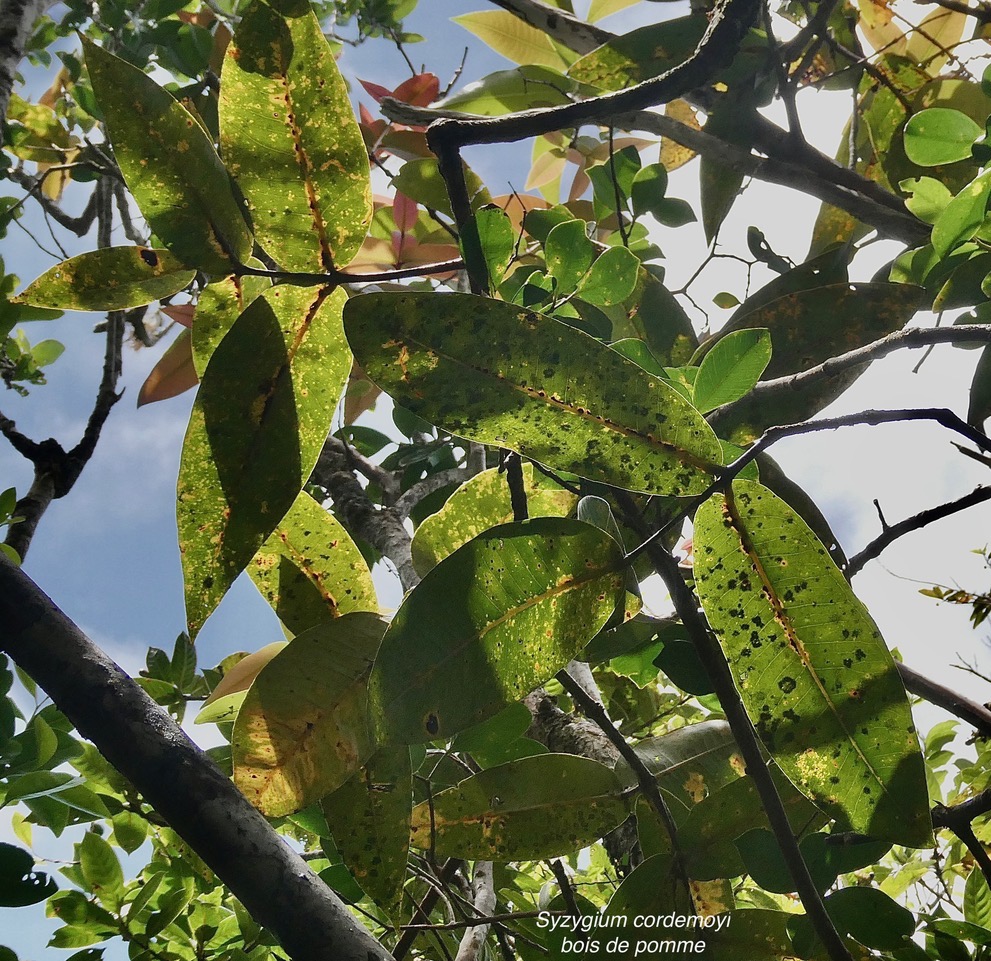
xmin=313 ymin=438 xmax=419 ymax=592
xmin=0 ymin=555 xmax=394 ymax=961
xmin=454 ymin=861 xmax=497 ymax=961
xmin=488 ymin=0 xmax=611 ymax=52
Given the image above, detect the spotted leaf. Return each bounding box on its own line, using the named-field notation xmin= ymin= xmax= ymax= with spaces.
xmin=693 ymin=479 xmax=931 ymax=847
xmin=83 ymin=40 xmax=252 ymax=275
xmin=370 ymin=517 xmax=626 ymax=744
xmin=178 ymin=284 xmax=350 ymax=638
xmin=409 ymin=754 xmax=629 ymax=860
xmin=232 ymin=612 xmax=386 ymax=817
xmin=345 ymin=292 xmax=722 ymax=496
xmin=220 ymin=0 xmax=371 ymax=271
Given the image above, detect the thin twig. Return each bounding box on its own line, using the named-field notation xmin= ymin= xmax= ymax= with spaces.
xmin=847 ymin=486 xmax=991 ymax=577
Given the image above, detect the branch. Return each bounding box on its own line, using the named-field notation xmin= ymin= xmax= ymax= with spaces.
xmin=488 ymin=0 xmax=611 ymax=52
xmin=932 ymin=790 xmax=991 ymax=890
xmin=925 ymin=0 xmax=991 ymax=25
xmin=312 ymin=438 xmax=419 ymax=592
xmin=394 ymin=859 xmax=464 ymax=961
xmin=847 ymin=486 xmax=991 ymax=577
xmin=454 ymin=861 xmax=496 ymax=961
xmin=0 ymin=0 xmax=56 ymax=128
xmin=898 ymin=662 xmax=991 ymax=739
xmin=710 ymin=326 xmax=991 ymax=429
xmin=557 ymin=669 xmax=691 ymax=891
xmin=0 ymin=555 xmax=393 ymax=961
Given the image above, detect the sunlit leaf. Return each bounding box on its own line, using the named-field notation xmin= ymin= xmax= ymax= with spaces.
xmin=904 ymin=108 xmax=982 ymax=166
xmin=370 ymin=518 xmax=625 ymax=743
xmin=693 ymin=479 xmax=931 ymax=847
xmin=932 ymin=168 xmax=991 ymax=258
xmin=219 ymin=0 xmax=371 ymax=271
xmin=196 ymin=642 xmax=288 ymax=724
xmin=453 ymin=11 xmax=571 ymax=69
xmin=232 ymin=612 xmax=386 ymax=817
xmin=692 ymin=328 xmax=771 ymax=413
xmin=436 ymin=65 xmax=580 ymax=116
xmin=178 ymin=285 xmax=350 ymax=638
xmin=15 ymin=248 xmax=195 ymax=311
xmin=322 ymin=746 xmax=411 ymax=914
xmin=83 ymin=39 xmax=251 ymax=275
xmin=344 ymin=292 xmax=723 ymax=496
xmin=409 ymin=755 xmax=629 ymax=859
xmin=411 ymin=464 xmax=576 ymax=575
xmin=247 ymin=490 xmax=377 ymax=635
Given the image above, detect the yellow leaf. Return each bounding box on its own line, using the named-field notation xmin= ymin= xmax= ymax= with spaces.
xmin=453 ymin=11 xmax=571 ymax=69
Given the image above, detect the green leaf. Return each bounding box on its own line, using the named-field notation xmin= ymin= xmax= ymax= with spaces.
xmin=409 ymin=755 xmax=629 ymax=859
xmin=77 ymin=833 xmax=123 ymax=907
xmin=965 ymin=867 xmax=991 ymax=929
xmin=232 ymin=612 xmax=386 ymax=817
xmin=932 ymin=168 xmax=991 ymax=258
xmin=453 ymin=11 xmax=571 ymax=69
xmin=178 ymin=285 xmax=350 ymax=637
xmin=568 ymin=16 xmax=707 ymax=92
xmin=436 ymin=65 xmax=579 ymax=116
xmin=410 ymin=464 xmax=576 ymax=576
xmin=693 ymin=479 xmax=931 ymax=847
xmin=370 ymin=518 xmax=625 ymax=743
xmin=901 ymin=176 xmax=954 ymax=225
xmin=575 ymin=245 xmax=641 ymax=306
xmin=691 ymin=328 xmax=771 ymax=413
xmin=344 ymin=291 xmax=723 ymax=496
xmin=393 ymin=157 xmax=490 ymax=220
xmin=219 ymin=0 xmax=371 ymax=271
xmin=0 ymin=842 xmax=57 ymax=906
xmin=82 ymin=39 xmax=251 ymax=275
xmin=110 ymin=812 xmax=147 ymax=855
xmin=473 ymin=205 xmax=516 ymax=288
xmin=14 ymin=248 xmax=195 ymax=311
xmin=321 ymin=746 xmax=411 ymax=915
xmin=630 ymin=163 xmax=669 ymax=219
xmin=191 ymin=270 xmax=269 ymax=377
xmin=544 ymin=219 xmax=595 ymax=295
xmin=247 ymin=490 xmax=377 ymax=636
xmin=904 ymin=108 xmax=983 ymax=166
xmin=825 ymin=886 xmax=915 ymax=950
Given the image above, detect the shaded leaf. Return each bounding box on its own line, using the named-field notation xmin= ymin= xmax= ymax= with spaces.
xmin=568 ymin=16 xmax=707 ymax=92
xmin=411 ymin=464 xmax=576 ymax=576
xmin=409 ymin=755 xmax=628 ymax=859
xmin=0 ymin=842 xmax=57 ymax=906
xmin=322 ymin=746 xmax=411 ymax=915
xmin=232 ymin=612 xmax=386 ymax=817
xmin=248 ymin=490 xmax=377 ymax=636
xmin=344 ymin=291 xmax=723 ymax=496
xmin=825 ymin=886 xmax=915 ymax=950
xmin=967 ymin=344 xmax=991 ymax=429
xmin=693 ymin=480 xmax=931 ymax=846
xmin=219 ymin=0 xmax=371 ymax=271
xmin=191 ymin=270 xmax=269 ymax=377
xmin=178 ymin=285 xmax=350 ymax=637
xmin=370 ymin=518 xmax=625 ymax=743
xmin=196 ymin=642 xmax=288 ymax=725
xmin=83 ymin=39 xmax=251 ymax=274
xmin=15 ymin=248 xmax=195 ymax=311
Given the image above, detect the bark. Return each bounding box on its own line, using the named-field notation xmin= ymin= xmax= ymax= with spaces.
xmin=0 ymin=555 xmax=394 ymax=961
